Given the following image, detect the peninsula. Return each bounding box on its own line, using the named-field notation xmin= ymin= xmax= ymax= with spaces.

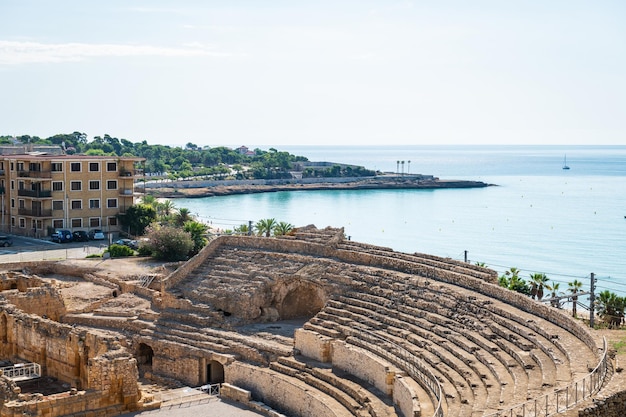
xmin=139 ymin=174 xmax=493 ymax=198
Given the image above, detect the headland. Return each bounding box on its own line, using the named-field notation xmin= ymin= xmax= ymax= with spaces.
xmin=140 ymin=174 xmax=493 ymax=198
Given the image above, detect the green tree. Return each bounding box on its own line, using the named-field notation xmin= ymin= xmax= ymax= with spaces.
xmin=596 ymin=290 xmax=626 ymax=328
xmin=545 ymin=281 xmax=561 ymax=308
xmin=273 ymin=221 xmax=295 ymax=236
xmin=117 ymin=204 xmax=157 ymax=236
xmin=183 ymin=220 xmax=208 ymax=254
xmin=234 ymin=223 xmax=250 ymax=235
xmin=174 ymin=207 xmax=193 ymax=226
xmin=568 ymin=279 xmax=584 ymax=318
xmin=529 ymin=273 xmax=549 ymax=300
xmin=143 ymin=225 xmax=194 ymax=261
xmin=498 ymin=267 xmax=530 ymax=296
xmin=255 ymin=218 xmax=277 ymax=237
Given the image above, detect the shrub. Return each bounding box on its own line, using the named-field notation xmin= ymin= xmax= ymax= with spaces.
xmin=106 ymin=244 xmax=135 ymax=258
xmin=144 ymin=225 xmax=194 ymax=261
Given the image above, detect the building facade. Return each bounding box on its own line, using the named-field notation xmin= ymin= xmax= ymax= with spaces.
xmin=0 ymin=154 xmax=145 ymax=237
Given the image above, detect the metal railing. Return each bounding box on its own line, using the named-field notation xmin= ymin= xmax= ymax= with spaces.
xmin=0 ymin=363 xmax=41 ymax=381
xmin=485 ymin=337 xmax=609 ymax=417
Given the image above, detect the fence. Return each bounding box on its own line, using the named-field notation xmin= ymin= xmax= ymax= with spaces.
xmin=0 ymin=244 xmax=107 ymax=263
xmin=0 ymin=362 xmax=41 ymax=381
xmin=485 ymin=337 xmax=609 ymax=417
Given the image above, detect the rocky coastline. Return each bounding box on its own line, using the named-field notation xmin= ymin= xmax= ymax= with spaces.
xmin=142 ymin=176 xmax=494 ymax=198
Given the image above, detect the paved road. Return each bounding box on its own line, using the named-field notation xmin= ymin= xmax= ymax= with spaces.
xmin=121 ymin=398 xmax=265 ymax=417
xmin=0 ymin=234 xmax=110 ymax=262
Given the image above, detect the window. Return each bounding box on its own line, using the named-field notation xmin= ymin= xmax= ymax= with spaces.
xmin=107 ymin=198 xmax=118 ymax=208
xmin=71 ymin=181 xmax=82 ymax=191
xmin=10 ymin=163 xmax=14 ymax=171
xmin=10 ymin=199 xmax=14 ymax=208
xmin=52 ymin=219 xmax=63 ymax=229
xmin=52 ymin=200 xmax=63 ymax=210
xmin=89 ymin=218 xmax=100 ymax=228
xmin=51 ymin=162 xmax=62 ymax=172
xmin=89 ymin=180 xmax=100 ymax=190
xmin=11 ymin=217 xmax=15 ymax=227
xmin=71 ymin=162 xmax=81 ymax=172
xmin=19 ymin=218 xmax=25 ymax=228
xmin=18 ymin=200 xmax=25 ymax=209
xmin=18 ymin=181 xmax=24 ymax=190
xmin=89 ymin=162 xmax=99 ymax=172
xmin=89 ymin=199 xmax=100 ymax=209
xmin=106 ymin=180 xmax=117 ymax=190
xmin=16 ymin=163 xmax=23 ymax=171
xmin=10 ymin=180 xmax=14 ymax=190
xmin=71 ymin=200 xmax=82 ymax=210
xmin=108 ymin=217 xmax=118 ymax=226
xmin=71 ymin=218 xmax=82 ymax=228
xmin=53 ymin=181 xmax=63 ymax=191
xmin=107 ymin=162 xmax=117 ymax=172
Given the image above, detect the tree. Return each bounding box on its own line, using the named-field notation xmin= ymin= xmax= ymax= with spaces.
xmin=529 ymin=273 xmax=548 ymax=300
xmin=143 ymin=225 xmax=194 ymax=261
xmin=568 ymin=279 xmax=584 ymax=318
xmin=255 ymin=218 xmax=277 ymax=237
xmin=273 ymin=221 xmax=295 ymax=236
xmin=183 ymin=220 xmax=208 ymax=255
xmin=595 ymin=290 xmax=626 ymax=328
xmin=498 ymin=267 xmax=530 ymax=296
xmin=545 ymin=281 xmax=561 ymax=308
xmin=234 ymin=223 xmax=250 ymax=235
xmin=117 ymin=204 xmax=157 ymax=236
xmin=174 ymin=207 xmax=193 ymax=226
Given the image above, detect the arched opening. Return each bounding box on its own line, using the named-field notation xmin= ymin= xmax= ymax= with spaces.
xmin=137 ymin=343 xmax=154 ymax=366
xmin=9 ymin=283 xmax=17 ymax=290
xmin=206 ymin=360 xmax=224 ymax=384
xmin=278 ymin=282 xmax=326 ymax=320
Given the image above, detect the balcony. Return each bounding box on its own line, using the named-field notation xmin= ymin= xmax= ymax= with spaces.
xmin=17 ymin=189 xmax=52 ymax=198
xmin=119 ymin=169 xmax=144 ymax=178
xmin=119 ymin=189 xmax=134 ymax=196
xmin=17 ymin=170 xmax=52 ymax=179
xmin=18 ymin=208 xmax=53 ymax=217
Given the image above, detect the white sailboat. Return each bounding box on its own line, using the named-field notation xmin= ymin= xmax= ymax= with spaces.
xmin=562 ymin=154 xmax=570 ymax=170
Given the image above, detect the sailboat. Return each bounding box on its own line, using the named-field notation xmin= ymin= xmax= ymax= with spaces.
xmin=562 ymin=154 xmax=570 ymax=170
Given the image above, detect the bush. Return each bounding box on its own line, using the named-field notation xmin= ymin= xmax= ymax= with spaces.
xmin=86 ymin=253 xmax=102 ymax=258
xmin=144 ymin=225 xmax=194 ymax=261
xmin=106 ymin=244 xmax=135 ymax=258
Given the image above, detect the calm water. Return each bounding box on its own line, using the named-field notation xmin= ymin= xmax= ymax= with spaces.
xmin=175 ymin=146 xmax=626 ymax=297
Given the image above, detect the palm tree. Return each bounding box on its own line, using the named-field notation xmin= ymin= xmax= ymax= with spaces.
xmin=568 ymin=279 xmax=583 ymax=318
xmin=545 ymin=281 xmax=561 ymax=308
xmin=407 ymin=160 xmax=411 ymax=175
xmin=255 ymin=218 xmax=277 ymax=237
xmin=160 ymin=199 xmax=176 ymax=217
xmin=499 ymin=267 xmax=530 ymax=296
xmin=175 ymin=207 xmax=193 ymax=226
xmin=396 ymin=160 xmax=400 ymax=175
xmin=529 ymin=273 xmax=549 ymax=300
xmin=401 ymin=160 xmax=405 ymax=176
xmin=234 ymin=223 xmax=250 ymax=235
xmin=141 ymin=195 xmax=158 ymax=207
xmin=273 ymin=221 xmax=295 ymax=236
xmin=596 ymin=290 xmax=626 ymax=328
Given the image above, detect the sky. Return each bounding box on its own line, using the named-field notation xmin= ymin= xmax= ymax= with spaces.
xmin=0 ymin=1 xmax=625 ymax=148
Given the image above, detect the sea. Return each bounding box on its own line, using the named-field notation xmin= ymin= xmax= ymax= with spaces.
xmin=174 ymin=145 xmax=626 ymax=299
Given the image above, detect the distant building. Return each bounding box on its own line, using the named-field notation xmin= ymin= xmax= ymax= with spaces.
xmin=0 ymin=153 xmax=145 ymax=237
xmin=236 ymin=146 xmax=256 ymax=156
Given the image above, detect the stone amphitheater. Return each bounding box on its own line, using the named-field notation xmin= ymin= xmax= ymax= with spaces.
xmin=0 ymin=226 xmax=622 ymax=417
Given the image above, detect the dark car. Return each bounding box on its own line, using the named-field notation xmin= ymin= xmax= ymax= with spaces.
xmin=115 ymin=238 xmax=138 ymax=250
xmin=51 ymin=229 xmax=73 ymax=243
xmin=0 ymin=236 xmax=13 ymax=247
xmin=72 ymin=231 xmax=90 ymax=242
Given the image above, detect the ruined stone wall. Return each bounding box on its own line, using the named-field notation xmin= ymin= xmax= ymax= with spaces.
xmin=1 ymin=286 xmax=66 ymax=321
xmin=393 ymin=375 xmax=420 ymax=417
xmin=330 ymin=341 xmax=395 ymax=396
xmin=294 ymin=329 xmax=332 ymax=362
xmin=0 ymin=303 xmax=140 ymax=415
xmin=577 ymin=391 xmax=626 ymax=417
xmin=226 ymin=362 xmax=350 ymax=417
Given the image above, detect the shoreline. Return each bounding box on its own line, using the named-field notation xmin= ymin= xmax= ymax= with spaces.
xmin=142 ymin=176 xmax=494 ymax=198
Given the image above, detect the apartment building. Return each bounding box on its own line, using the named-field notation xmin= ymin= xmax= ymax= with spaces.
xmin=0 ymin=154 xmax=145 ymax=237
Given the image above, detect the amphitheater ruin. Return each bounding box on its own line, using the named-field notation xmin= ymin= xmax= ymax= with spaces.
xmin=0 ymin=225 xmax=622 ymax=417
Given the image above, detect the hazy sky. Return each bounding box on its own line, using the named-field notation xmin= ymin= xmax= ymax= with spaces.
xmin=1 ymin=1 xmax=624 ymax=147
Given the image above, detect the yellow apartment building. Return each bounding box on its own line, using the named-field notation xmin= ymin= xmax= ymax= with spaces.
xmin=0 ymin=154 xmax=145 ymax=238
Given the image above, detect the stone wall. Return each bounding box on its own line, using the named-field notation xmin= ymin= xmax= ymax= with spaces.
xmin=0 ymin=302 xmax=141 ymax=416
xmin=294 ymin=328 xmax=332 ymax=362
xmin=226 ymin=362 xmax=352 ymax=417
xmin=393 ymin=375 xmax=420 ymax=417
xmin=1 ymin=285 xmax=66 ymax=321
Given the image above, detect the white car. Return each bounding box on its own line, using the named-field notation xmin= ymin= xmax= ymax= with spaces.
xmin=89 ymin=229 xmax=106 ymax=240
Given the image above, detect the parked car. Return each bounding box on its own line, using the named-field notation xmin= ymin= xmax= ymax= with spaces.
xmin=89 ymin=229 xmax=106 ymax=240
xmin=0 ymin=236 xmax=13 ymax=247
xmin=114 ymin=238 xmax=138 ymax=250
xmin=51 ymin=229 xmax=73 ymax=243
xmin=72 ymin=231 xmax=90 ymax=242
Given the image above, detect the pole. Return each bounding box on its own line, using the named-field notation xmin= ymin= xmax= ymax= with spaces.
xmin=248 ymin=220 xmax=252 ymax=236
xmin=589 ymin=272 xmax=596 ymax=328
xmin=464 ymin=250 xmax=468 ymax=263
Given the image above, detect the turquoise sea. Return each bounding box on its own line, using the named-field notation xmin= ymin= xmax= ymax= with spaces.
xmin=175 ymin=146 xmax=626 ymax=298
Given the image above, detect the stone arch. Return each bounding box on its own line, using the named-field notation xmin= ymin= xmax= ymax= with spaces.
xmin=137 ymin=343 xmax=154 ymax=366
xmin=206 ymin=360 xmax=224 ymax=384
xmin=277 ymin=280 xmax=326 ymax=320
